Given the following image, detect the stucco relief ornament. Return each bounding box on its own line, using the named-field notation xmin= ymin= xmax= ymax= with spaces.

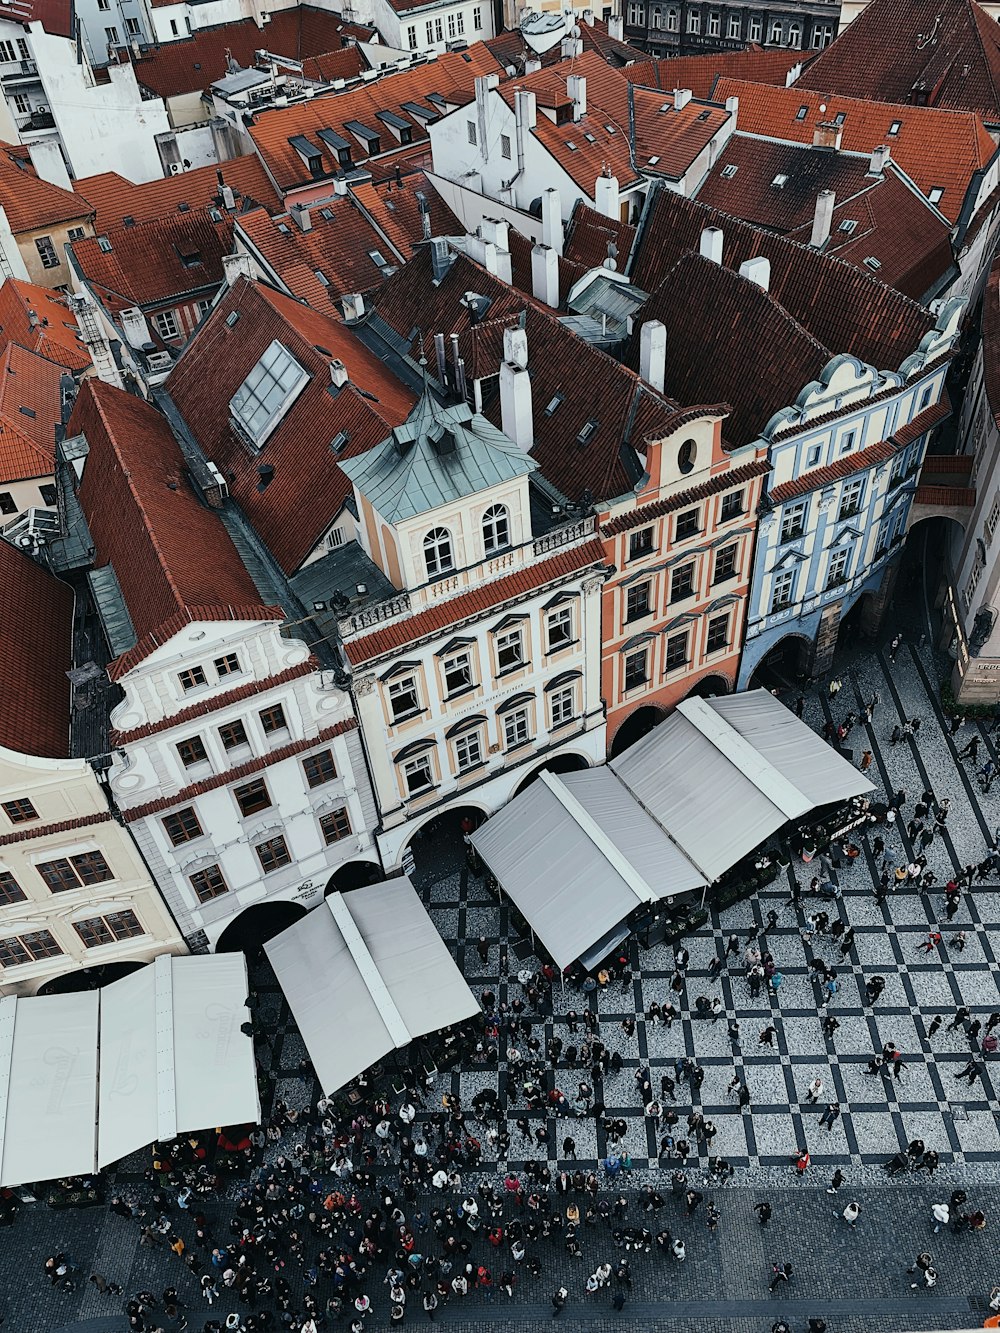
xmin=353 ymin=675 xmax=376 ymax=697
xmin=817 ymin=488 xmax=837 ymax=514
xmin=582 ymin=576 xmax=606 ymax=595
xmin=758 ymin=511 xmax=777 ymax=535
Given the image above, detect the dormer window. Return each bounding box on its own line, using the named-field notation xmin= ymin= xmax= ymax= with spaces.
xmin=230 ymin=339 xmax=309 ymax=450
xmin=482 ymin=504 xmax=510 ymax=554
xmin=423 ymin=527 xmax=454 ymax=579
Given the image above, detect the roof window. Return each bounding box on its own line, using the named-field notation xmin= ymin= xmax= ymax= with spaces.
xmin=863 ymin=255 xmax=881 ymax=270
xmin=577 ymin=419 xmax=599 ymax=445
xmin=838 ymin=219 xmax=857 ymax=234
xmin=771 ymin=174 xmax=788 ymax=188
xmin=208 ymin=206 xmax=222 ymax=222
xmin=833 ymin=111 xmax=846 ymax=125
xmin=605 ymin=123 xmax=616 ymax=134
xmin=225 ymin=311 xmax=240 ymax=328
xmin=368 ymin=248 xmax=389 ymax=269
xmin=695 ymin=108 xmax=711 ymax=121
xmin=795 ymin=104 xmax=808 ymax=120
xmin=544 ymin=393 xmax=564 ymax=416
xmin=928 ymin=187 xmax=944 ymax=204
xmin=721 ymin=163 xmax=738 ymax=179
xmin=566 ymin=141 xmax=578 ymax=151
xmin=97 ymin=235 xmax=112 ymax=252
xmin=122 ymin=214 xmax=135 ymax=227
xmin=888 ymin=120 xmax=901 ymax=135
xmin=320 ymin=207 xmax=334 ymax=220
xmin=230 ymin=339 xmax=309 ymax=450
xmin=330 ymin=430 xmax=349 ymax=453
xmin=584 ymin=132 xmax=596 ymax=142
xmin=178 ymin=201 xmax=190 ymax=212
xmin=315 ymin=269 xmax=331 ymax=286
xmin=648 ymin=155 xmax=660 ymax=165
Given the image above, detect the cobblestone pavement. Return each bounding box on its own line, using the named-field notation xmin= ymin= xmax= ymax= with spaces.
xmin=6 ymin=636 xmax=1000 ymax=1332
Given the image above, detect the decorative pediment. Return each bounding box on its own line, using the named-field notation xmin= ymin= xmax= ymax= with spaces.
xmin=435 ymin=636 xmax=476 ymax=658
xmin=545 ymin=670 xmax=582 ymax=692
xmin=379 ymin=658 xmax=421 ymax=682
xmin=620 ymin=631 xmax=656 ymax=653
xmin=770 ymin=547 xmax=808 ymax=570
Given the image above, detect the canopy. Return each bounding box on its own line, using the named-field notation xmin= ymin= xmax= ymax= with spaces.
xmin=98 ymin=953 xmax=260 ymax=1170
xmin=0 ymin=991 xmax=99 ymax=1188
xmin=470 ymin=768 xmax=705 ymax=971
xmin=265 ymin=877 xmax=480 ymax=1097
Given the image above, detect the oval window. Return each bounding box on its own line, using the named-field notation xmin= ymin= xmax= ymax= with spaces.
xmin=678 ymin=439 xmax=696 ymax=474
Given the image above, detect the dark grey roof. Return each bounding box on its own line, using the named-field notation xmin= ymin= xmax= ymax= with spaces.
xmin=87 ymin=564 xmax=137 ymax=659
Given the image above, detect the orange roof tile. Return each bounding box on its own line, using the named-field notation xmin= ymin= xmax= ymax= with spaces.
xmin=564 ymin=201 xmax=636 ymax=269
xmin=0 ymin=278 xmax=91 ymax=373
xmin=0 ymin=342 xmax=64 ymax=453
xmin=625 ymin=45 xmax=815 ymax=99
xmin=350 ymin=170 xmax=461 ymax=258
xmin=631 ymin=86 xmax=732 ymax=181
xmin=74 ymin=154 xmax=281 ymax=228
xmin=0 ymin=539 xmax=73 ymax=757
xmin=0 ymin=416 xmax=52 ymax=483
xmin=72 ymin=214 xmax=233 ymax=311
xmin=0 ymin=0 xmax=71 ymax=37
xmin=0 ymin=141 xmax=92 ymax=233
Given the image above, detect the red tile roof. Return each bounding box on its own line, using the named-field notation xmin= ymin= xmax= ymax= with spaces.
xmin=600 ymin=456 xmax=772 ymax=533
xmin=797 ymin=0 xmax=1000 ymax=123
xmin=565 ymin=201 xmax=636 ymax=270
xmin=629 ymin=188 xmax=937 ymax=376
xmin=0 ymin=416 xmax=52 ymax=483
xmin=0 ymin=539 xmax=73 ymax=758
xmin=625 ymin=45 xmax=815 ymax=99
xmin=0 ymin=0 xmax=72 ymax=37
xmin=507 ymin=227 xmax=587 ymax=304
xmin=769 ymin=437 xmax=898 ymax=502
xmin=74 ymin=155 xmax=281 ymax=229
xmin=299 ymin=46 xmax=368 ymax=82
xmin=0 ymin=142 xmax=92 ymax=233
xmin=711 ymin=77 xmax=997 ymax=224
xmin=72 ymin=214 xmax=232 ymax=312
xmin=122 ymin=718 xmax=356 ymax=819
xmin=0 ymin=810 xmax=112 ymax=848
xmin=69 ymin=379 xmax=278 ymax=678
xmin=351 ymin=170 xmax=462 ymax=258
xmin=166 ymin=278 xmax=416 ymax=574
xmin=0 ymin=279 xmax=91 ymax=373
xmin=631 ymin=85 xmax=733 ymax=182
xmin=914 ymin=483 xmax=976 ymax=504
xmin=0 ymin=343 xmax=64 ymax=453
xmin=345 ymin=539 xmax=607 ymax=664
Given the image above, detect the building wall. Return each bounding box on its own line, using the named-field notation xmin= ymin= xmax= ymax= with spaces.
xmin=17 ymin=216 xmax=93 ymax=288
xmin=623 ymin=0 xmax=836 ymax=54
xmin=370 ymin=0 xmax=495 ymax=51
xmin=0 ymin=744 xmax=186 ymax=996
xmin=0 ymin=473 xmax=56 ymax=530
xmin=75 ymin=0 xmax=154 ymax=68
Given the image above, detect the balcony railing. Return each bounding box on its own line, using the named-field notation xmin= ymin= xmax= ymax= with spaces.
xmin=339 ymin=591 xmax=411 ymax=636
xmin=532 ymin=513 xmax=595 ymax=556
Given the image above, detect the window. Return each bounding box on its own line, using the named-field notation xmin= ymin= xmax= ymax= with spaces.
xmin=2 ymin=798 xmax=38 ymax=824
xmin=771 ymin=568 xmax=794 ymax=612
xmin=170 ymin=18 xmax=177 ymax=32
xmin=779 ymin=500 xmax=807 ymax=542
xmin=74 ymin=851 xmax=113 ymax=884
xmin=501 ymin=132 xmax=512 ymax=159
xmin=839 ymin=478 xmax=863 ymax=519
xmin=627 ymin=1 xmax=643 ymax=22
xmin=255 ymin=835 xmax=292 ymax=874
xmin=230 ymin=339 xmax=308 ymax=448
xmin=713 ymin=543 xmax=738 ymax=583
xmin=826 ymin=548 xmax=850 ymax=588
xmin=707 ymin=10 xmax=719 ymax=33
xmin=928 ymin=187 xmax=944 ymax=205
xmin=388 ymin=675 xmax=420 ymax=721
xmin=153 ymin=309 xmax=178 ymax=340
xmin=125 ymin=15 xmax=141 ymax=34
xmin=259 ymin=703 xmax=288 ymax=735
xmin=670 ymin=562 xmax=695 ymax=603
xmin=35 ymin=236 xmax=59 ymax=269
xmin=456 ymin=11 xmax=464 ymax=32
xmin=839 ymin=429 xmax=856 ymax=454
xmin=11 ymin=94 xmax=29 ymax=116
xmin=455 ymin=731 xmax=483 ymax=773
xmin=667 ymin=6 xmax=678 ymax=28
xmin=0 ymin=37 xmax=15 ymax=55
xmin=434 ymin=16 xmax=443 ymax=38
xmin=473 ymin=4 xmax=482 ymax=25
xmin=806 ymin=444 xmax=822 ymax=468
xmin=234 ymin=778 xmax=271 ymax=817
xmin=550 ymin=684 xmax=576 ymax=727
xmin=219 ymin=719 xmax=250 ymax=751
xmin=423 ymin=527 xmax=454 ymax=579
xmin=496 ymin=627 xmax=524 ymax=672
xmin=986 ymin=493 xmax=1000 ymax=545
xmin=482 ymin=504 xmax=509 ymax=553
xmin=748 ymin=14 xmax=761 ymax=39
xmin=402 ymin=753 xmax=434 ymax=796
xmin=813 ymin=21 xmax=833 ymax=45
xmin=547 ymin=606 xmax=573 ymax=651
xmin=788 ymin=20 xmax=800 ymax=45
xmin=625 ymin=582 xmax=652 ymax=621
xmin=104 ymin=25 xmax=120 ymax=44
xmin=0 ymin=491 xmax=15 ymax=514
xmin=39 ymin=483 xmax=57 ymax=506
xmin=720 ymin=489 xmax=743 ymax=522
xmin=163 ymin=807 xmax=203 ymax=846
xmin=303 ymin=749 xmax=337 ymax=788
xmin=0 ymin=871 xmax=25 ymax=904
xmin=769 ymin=19 xmax=781 ymax=41
xmin=443 ymin=651 xmax=473 ymax=696
xmin=677 ymin=439 xmax=696 ymax=474
xmin=15 ymin=38 xmax=26 ymax=58
xmin=214 ymin=652 xmax=241 ymax=677
xmin=176 ymin=736 xmax=208 ymax=768
xmin=0 ymin=929 xmax=61 ymax=965
xmin=687 ymin=9 xmax=700 ymax=31
xmin=624 ymin=648 xmax=648 ymax=691
xmin=407 ymin=24 xmax=417 ymax=47
xmin=0 ymin=936 xmax=30 ymax=967
xmin=629 ymin=527 xmax=654 ymax=561
xmin=37 ymin=852 xmax=113 ymax=893
xmin=503 ymin=707 xmax=530 ymax=749
xmin=919 ymin=385 xmax=933 ymax=411
xmin=652 ymin=6 xmax=661 ymax=26
xmin=675 ymin=508 xmax=699 ymax=540
xmin=179 ymin=665 xmax=206 ymax=691
xmin=705 ymin=613 xmax=729 ymax=653
xmin=727 ymin=12 xmax=740 ymax=36
xmin=964 ymin=562 xmax=984 ymax=610
xmin=190 ymin=864 xmax=228 ymax=903
xmin=36 ymin=859 xmax=80 ymax=894
xmin=75 ymin=910 xmax=144 ymax=948
xmin=447 ymin=11 xmax=456 ymax=37
xmin=665 ymin=630 xmax=688 ymax=671
xmin=426 ymin=19 xmax=434 ymax=40
xmin=96 ymin=0 xmax=108 ymax=10
xmin=320 ymin=807 xmax=352 ymax=844
xmin=467 ymin=120 xmax=477 ymax=145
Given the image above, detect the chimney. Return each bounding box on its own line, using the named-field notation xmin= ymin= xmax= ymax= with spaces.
xmin=608 ymin=13 xmax=624 ymax=39
xmin=673 ymin=87 xmax=692 ymax=110
xmin=561 ymin=34 xmax=583 ymax=58
xmin=810 ymin=189 xmax=836 ymax=248
xmin=639 ymin=319 xmax=666 ymax=393
xmin=699 ymin=226 xmax=723 ymax=264
xmin=480 ymin=216 xmax=510 ymax=251
xmin=220 ymin=183 xmax=236 ymax=209
xmin=582 ymin=7 xmax=595 ymax=22
xmin=515 ymin=88 xmax=536 ymax=131
xmin=330 ymin=359 xmax=348 ymax=388
xmin=525 ymin=56 xmax=541 ymax=73
xmin=119 ymin=306 xmax=153 ymax=350
xmin=531 ymin=243 xmax=559 ymax=308
xmin=342 ymin=292 xmax=365 ymax=322
xmin=333 ymin=175 xmax=348 ymax=196
xmin=541 ymin=187 xmax=562 ymax=251
xmin=738 ymin=256 xmax=770 ymax=292
xmin=500 ymin=326 xmax=533 ymax=451
xmin=292 ymin=203 xmax=312 ymax=232
xmin=868 ymin=144 xmax=890 ymax=176
xmin=567 ymin=74 xmax=587 ymax=120
xmin=431 ymin=236 xmax=452 ymax=282
xmin=223 ymin=253 xmax=255 ymax=285
xmin=27 ymin=139 xmax=72 ymax=191
xmin=595 ymin=172 xmax=619 ymax=220
xmin=434 ymin=331 xmax=447 ymax=386
xmin=812 ymin=120 xmax=843 ymax=151
xmin=725 ymin=94 xmax=738 ymax=115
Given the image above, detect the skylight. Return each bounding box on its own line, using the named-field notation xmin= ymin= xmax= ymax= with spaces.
xmin=771 ymin=174 xmax=788 ymax=188
xmin=721 ymin=164 xmax=738 ymax=179
xmin=795 ymin=105 xmax=808 ymax=120
xmin=928 ymin=187 xmax=944 ymax=204
xmin=577 ymin=419 xmax=598 ymax=444
xmin=230 ymin=339 xmax=309 ymax=450
xmin=888 ymin=120 xmax=901 ymax=135
xmin=544 ymin=393 xmax=564 ymax=416
xmin=838 ymin=219 xmax=857 ymax=234
xmin=368 ymin=249 xmax=389 ymax=268
xmin=863 ymin=255 xmax=882 ymax=270
xmin=648 ymin=155 xmax=660 ymax=165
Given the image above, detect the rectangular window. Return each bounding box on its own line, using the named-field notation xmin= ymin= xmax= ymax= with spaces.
xmin=0 ymin=38 xmax=14 ymax=57
xmin=749 ymin=14 xmax=761 ymax=39
xmin=2 ymin=797 xmax=38 ymax=824
xmin=496 ymin=627 xmax=524 ymax=672
xmin=840 ymin=429 xmax=856 ymax=454
xmin=96 ymin=0 xmax=108 ymax=10
xmin=434 ymin=16 xmax=443 ymax=38
xmin=259 ymin=703 xmax=288 ymax=734
xmin=624 ymin=648 xmax=648 ymax=691
xmin=629 ymin=526 xmax=654 ymax=560
xmin=727 ymin=12 xmax=740 ymax=36
xmin=16 ymin=37 xmax=27 ymax=58
xmin=219 ymin=719 xmax=250 ymax=751
xmin=11 ymin=95 xmax=29 ymax=116
xmin=467 ymin=120 xmax=477 ymax=145
xmin=17 ymin=929 xmax=62 ymax=960
xmin=443 ymin=651 xmax=473 ymax=695
xmin=0 ymin=491 xmax=15 ymax=514
xmin=986 ymin=494 xmax=1000 ymax=545
xmin=153 ymin=310 xmax=178 ymax=340
xmin=176 ymin=736 xmax=208 ymax=768
xmin=473 ymin=4 xmax=482 ymax=25
xmin=713 ymin=544 xmax=738 ymax=583
xmin=707 ymin=10 xmax=719 ymax=34
xmin=806 ymin=444 xmax=822 ymax=468
xmin=190 ymin=864 xmax=228 ymax=902
xmin=106 ymin=909 xmax=143 ymax=939
xmin=0 ymin=936 xmax=31 ymax=967
xmin=73 ymin=852 xmax=113 ymax=884
xmin=771 ymin=568 xmax=794 ymax=612
xmin=503 ymin=707 xmax=530 ymax=749
xmin=320 ymin=807 xmax=352 ymax=844
xmin=628 ymin=0 xmax=642 ymax=21
xmin=675 ymin=508 xmax=699 ymax=540
xmin=163 ymin=807 xmax=203 ymax=846
xmin=74 ymin=916 xmax=114 ymax=948
xmin=388 ymin=675 xmax=419 ymax=721
xmin=402 ymin=753 xmax=433 ymax=795
xmin=303 ymin=749 xmax=337 ymax=788
xmin=550 ymin=685 xmax=576 ymax=728
xmin=179 ymin=665 xmax=206 ymax=691
xmin=407 ymin=24 xmax=417 ymax=47
xmin=454 ymin=731 xmax=483 ymax=774
xmin=214 ymin=652 xmax=241 ymax=677
xmin=625 ymin=582 xmax=652 ymax=621
xmin=780 ymin=500 xmax=807 ymax=542
xmin=687 ymin=9 xmax=700 ymax=31
xmin=706 ymin=613 xmax=729 ymax=653
xmin=0 ymin=871 xmax=25 ymax=904
xmin=37 ymin=852 xmax=112 ymax=893
xmin=426 ymin=19 xmax=434 ymax=41
xmin=105 ymin=23 xmax=120 ymax=41
xmin=35 ymin=235 xmax=59 ymax=269
xmin=230 ymin=339 xmax=308 ymax=448
xmin=501 ymin=133 xmax=511 ymax=159
xmin=447 ymin=11 xmax=456 ymax=37
xmin=255 ymin=834 xmax=292 ymax=874
xmin=125 ymin=16 xmax=141 ymax=34
xmin=234 ymin=778 xmax=271 ymax=817
xmin=665 ymin=630 xmax=688 ymax=672
xmin=838 ymin=479 xmax=863 ymax=519
xmin=456 ymin=9 xmax=465 ymax=29
xmin=547 ymin=606 xmax=573 ymax=651
xmin=36 ymin=859 xmax=80 ymax=894
xmin=670 ymin=562 xmax=695 ymax=603
xmin=39 ymin=483 xmax=58 ymax=506
xmin=827 ymin=548 xmax=850 ymax=588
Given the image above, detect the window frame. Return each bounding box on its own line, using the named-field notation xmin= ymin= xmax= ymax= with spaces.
xmin=176 ymin=735 xmax=209 ymax=768
xmin=302 ymin=749 xmax=337 ymax=789
xmin=550 ymin=684 xmax=576 ymax=729
xmin=219 ymin=719 xmax=250 ymax=751
xmin=629 ymin=526 xmax=655 ymax=561
xmin=259 ymin=703 xmax=288 ymax=735
xmin=770 ymin=567 xmax=795 ymax=613
xmin=2 ymin=797 xmax=38 ymax=824
xmin=388 ymin=674 xmax=420 ymax=721
xmin=623 ymin=646 xmax=649 ymax=692
xmin=423 ymin=527 xmax=454 ymax=579
xmin=496 ymin=626 xmax=525 ymax=673
xmin=214 ymin=652 xmax=241 ymax=678
xmin=705 ymin=612 xmax=730 ymax=654
xmin=255 ymin=834 xmax=292 ymax=874
xmin=35 ymin=235 xmax=59 ymax=269
xmin=482 ymin=504 xmax=510 ymax=554
xmin=0 ymin=870 xmax=25 ymax=903
xmin=503 ymin=706 xmax=531 ymax=750
xmin=670 ymin=562 xmax=695 ymax=604
xmin=838 ymin=478 xmax=864 ymax=519
xmin=454 ymin=730 xmax=484 ymax=774
xmin=443 ymin=650 xmax=474 ymax=697
xmin=233 ymin=777 xmax=272 ymax=817
xmin=163 ymin=806 xmax=204 ymax=847
xmin=320 ymin=807 xmax=352 ymax=844
xmin=546 ymin=605 xmax=573 ymax=652
xmin=713 ymin=543 xmax=738 ymax=583
xmin=153 ymin=308 xmax=179 ymax=340
xmin=625 ymin=581 xmax=652 ymax=622
xmin=401 ymin=752 xmax=434 ymax=796
xmin=190 ymin=864 xmax=229 ymax=903
xmin=178 ymin=665 xmax=207 ymax=692
xmin=675 ymin=507 xmax=700 ymax=540
xmin=779 ymin=500 xmax=808 ymax=543
xmin=230 ymin=338 xmax=309 ymax=449
xmin=664 ymin=629 xmax=688 ymax=672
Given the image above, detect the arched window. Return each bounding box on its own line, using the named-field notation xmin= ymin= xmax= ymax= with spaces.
xmin=423 ymin=527 xmax=454 ymax=579
xmin=482 ymin=504 xmax=510 ymax=553
xmin=788 ymin=20 xmax=800 ymax=45
xmin=678 ymin=438 xmax=697 ymax=474
xmin=652 ymin=5 xmax=662 ymax=26
xmin=666 ymin=6 xmax=679 ymax=27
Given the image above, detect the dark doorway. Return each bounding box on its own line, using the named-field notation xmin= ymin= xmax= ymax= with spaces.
xmin=686 ymin=674 xmax=730 ymax=700
xmin=324 ymin=860 xmax=382 ymax=895
xmin=215 ymin=901 xmax=308 ymax=955
xmin=512 ymin=752 xmax=589 ymax=796
xmin=609 ymin=705 xmax=667 ymax=759
xmin=747 ymin=634 xmax=813 ymax=692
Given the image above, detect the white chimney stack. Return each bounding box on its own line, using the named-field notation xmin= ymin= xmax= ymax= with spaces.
xmin=223 ymin=253 xmax=255 ymax=285
xmin=738 ymin=256 xmax=771 ymax=292
xmin=567 ymin=74 xmax=587 ymax=120
xmin=531 ymin=243 xmax=559 ymax=308
xmin=541 ymin=187 xmax=563 ymax=252
xmin=639 ymin=319 xmax=667 ymax=393
xmin=868 ymin=144 xmax=890 ymax=176
xmin=673 ymin=87 xmax=692 ymax=110
xmin=699 ymin=226 xmax=723 ymax=264
xmin=525 ymin=56 xmax=541 ymax=73
xmin=292 ymin=203 xmax=312 ymax=232
xmin=120 ymin=306 xmax=153 ymax=349
xmin=725 ymin=94 xmax=739 ymax=115
xmin=342 ymin=292 xmax=365 ymax=322
xmin=607 ymin=13 xmax=624 ymax=39
xmin=500 ymin=327 xmax=533 ymax=451
xmin=810 ymin=189 xmax=836 ymax=248
xmin=480 ymin=216 xmax=510 ymax=251
xmin=220 ymin=183 xmax=236 ymax=209
xmin=595 ymin=172 xmax=619 ymax=220
xmin=330 ymin=359 xmax=348 ymax=388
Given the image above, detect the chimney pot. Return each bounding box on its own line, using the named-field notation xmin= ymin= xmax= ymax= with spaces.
xmin=607 ymin=13 xmax=623 ymax=39
xmin=868 ymin=144 xmax=890 ymax=175
xmin=699 ymin=226 xmax=723 ymax=264
xmin=531 ymin=243 xmax=559 ymax=309
xmin=738 ymin=256 xmax=771 ymax=292
xmin=810 ymin=189 xmax=836 ymax=249
xmin=342 ymin=292 xmax=365 ymax=322
xmin=673 ymin=87 xmax=692 ymax=110
xmin=639 ymin=319 xmax=666 ymax=393
xmin=330 ymin=359 xmax=348 ymax=388
xmin=541 ymin=187 xmax=562 ymax=251
xmin=594 ymin=173 xmax=619 ymax=220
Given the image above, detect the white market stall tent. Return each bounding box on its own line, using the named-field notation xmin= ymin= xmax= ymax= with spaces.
xmin=265 ymin=876 xmax=481 ymax=1097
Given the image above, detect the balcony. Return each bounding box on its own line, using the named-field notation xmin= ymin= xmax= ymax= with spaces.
xmin=338 ymin=590 xmax=411 ymax=636
xmin=532 ymin=513 xmax=595 ymax=556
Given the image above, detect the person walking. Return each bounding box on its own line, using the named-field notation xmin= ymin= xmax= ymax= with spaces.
xmin=768 ymin=1262 xmax=793 ymax=1292
xmin=754 ymin=1201 xmax=772 ymax=1227
xmin=888 ymin=633 xmax=902 ymax=661
xmin=826 ymin=1168 xmax=845 ymax=1194
xmin=841 ymin=1201 xmax=860 ymax=1228
xmin=860 ymin=750 xmax=874 ymax=773
xmin=804 ymin=1078 xmax=823 ymax=1104
xmin=818 ymin=1103 xmax=841 ymax=1131
xmin=551 ymin=1287 xmax=568 ymax=1318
